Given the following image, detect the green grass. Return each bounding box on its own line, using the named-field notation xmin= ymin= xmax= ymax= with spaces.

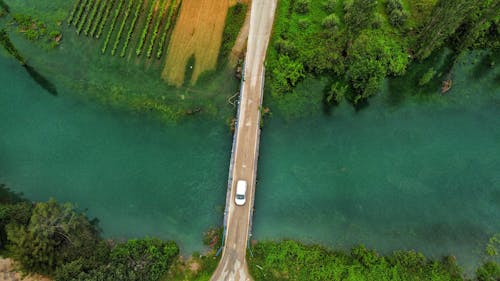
xmin=216 ymin=2 xmax=248 ymax=67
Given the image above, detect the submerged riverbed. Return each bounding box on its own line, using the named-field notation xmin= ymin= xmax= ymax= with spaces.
xmin=1 ymin=45 xmax=499 ymax=272
xmin=0 ymin=55 xmax=231 ymax=253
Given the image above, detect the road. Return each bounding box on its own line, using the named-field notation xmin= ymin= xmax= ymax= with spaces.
xmin=209 ymin=0 xmax=277 ymax=280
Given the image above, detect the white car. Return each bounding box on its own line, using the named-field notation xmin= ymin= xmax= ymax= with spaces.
xmin=235 ymin=180 xmax=247 ymax=206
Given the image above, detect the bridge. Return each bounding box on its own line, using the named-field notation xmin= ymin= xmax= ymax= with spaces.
xmin=210 ymin=0 xmax=277 ymax=280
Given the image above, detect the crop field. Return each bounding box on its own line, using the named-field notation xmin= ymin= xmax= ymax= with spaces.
xmin=68 ymin=0 xmax=182 ymax=60
xmin=162 ymin=0 xmax=233 ymax=86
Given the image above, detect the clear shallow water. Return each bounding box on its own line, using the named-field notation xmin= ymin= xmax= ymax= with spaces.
xmin=1 ymin=37 xmax=499 ymax=273
xmin=0 ymin=55 xmax=231 ymax=253
xmin=254 ymin=52 xmax=500 ymax=271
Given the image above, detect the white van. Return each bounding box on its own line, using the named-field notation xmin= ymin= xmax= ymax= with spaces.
xmin=235 ymin=180 xmax=247 ymax=206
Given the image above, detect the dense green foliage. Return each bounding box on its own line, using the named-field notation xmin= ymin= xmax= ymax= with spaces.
xmin=0 ymin=184 xmax=181 ymax=280
xmin=6 ymin=199 xmax=102 ymax=274
xmin=249 ymin=240 xmax=500 ymax=281
xmin=267 ymin=0 xmax=500 ymax=106
xmin=55 ymin=238 xmax=179 ymax=281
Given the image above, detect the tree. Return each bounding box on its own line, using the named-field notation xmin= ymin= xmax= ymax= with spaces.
xmin=343 ymin=0 xmax=377 ymax=37
xmin=385 ymin=0 xmax=408 ymax=28
xmin=295 ymin=0 xmax=311 ymax=14
xmin=323 ymin=0 xmax=337 ymax=13
xmin=346 ymin=30 xmax=409 ymax=103
xmin=415 ymin=0 xmax=474 ymax=60
xmin=62 ymin=239 xmax=180 ymax=281
xmin=322 ymin=14 xmax=340 ymax=31
xmin=476 ymin=261 xmax=500 ymax=281
xmin=6 ymin=199 xmax=102 ymax=274
xmin=325 ymin=80 xmax=348 ymax=104
xmin=271 ymin=55 xmax=305 ymax=95
xmin=450 ymin=0 xmax=500 ymax=50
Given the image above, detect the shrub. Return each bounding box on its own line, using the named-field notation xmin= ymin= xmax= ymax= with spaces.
xmin=6 ymin=199 xmax=102 ymax=275
xmin=322 ymin=13 xmax=340 ymax=30
xmin=385 ymin=0 xmax=408 ymax=28
xmin=476 ymin=261 xmax=500 ymax=281
xmin=295 ymin=0 xmax=310 ymax=14
xmin=323 ymin=0 xmax=337 ymax=13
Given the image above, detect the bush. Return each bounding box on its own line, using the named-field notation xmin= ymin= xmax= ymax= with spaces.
xmin=385 ymin=0 xmax=408 ymax=28
xmin=323 ymin=0 xmax=337 ymax=13
xmin=476 ymin=261 xmax=500 ymax=281
xmin=344 ymin=0 xmax=377 ymax=35
xmin=295 ymin=0 xmax=310 ymax=14
xmin=322 ymin=13 xmax=340 ymax=30
xmin=298 ymin=18 xmax=310 ymax=30
xmin=6 ymin=199 xmax=102 ymax=274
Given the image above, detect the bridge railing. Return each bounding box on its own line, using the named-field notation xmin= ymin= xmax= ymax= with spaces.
xmin=217 ymin=61 xmax=246 ymax=256
xmin=247 ymin=66 xmax=265 ymax=251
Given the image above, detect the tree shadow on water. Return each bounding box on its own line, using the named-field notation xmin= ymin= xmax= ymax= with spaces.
xmin=469 ymin=51 xmax=498 ymax=80
xmin=0 ymin=0 xmax=9 ymax=13
xmin=386 ymin=50 xmax=457 ymax=107
xmin=23 ymin=64 xmax=58 ymax=96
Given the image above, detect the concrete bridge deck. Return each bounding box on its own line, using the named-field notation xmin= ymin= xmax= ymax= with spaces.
xmin=210 ymin=1 xmax=277 ymax=280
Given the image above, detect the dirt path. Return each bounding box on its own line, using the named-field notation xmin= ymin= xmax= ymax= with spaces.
xmin=209 ymin=0 xmax=277 ymax=280
xmin=0 ymin=258 xmax=50 ymax=281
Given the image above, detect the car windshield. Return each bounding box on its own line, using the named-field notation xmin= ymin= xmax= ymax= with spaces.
xmin=236 ymin=195 xmax=245 ymax=200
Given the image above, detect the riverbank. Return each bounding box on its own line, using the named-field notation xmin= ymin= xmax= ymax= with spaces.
xmin=0 ymin=258 xmax=50 ymax=281
xmin=0 ymin=0 xmax=247 ymax=122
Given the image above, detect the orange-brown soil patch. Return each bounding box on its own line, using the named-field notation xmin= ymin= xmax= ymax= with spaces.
xmin=0 ymin=258 xmax=51 ymax=281
xmin=162 ymin=0 xmax=240 ymax=86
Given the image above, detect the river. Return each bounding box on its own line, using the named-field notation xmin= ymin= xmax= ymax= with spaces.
xmin=1 ymin=43 xmax=499 ymax=271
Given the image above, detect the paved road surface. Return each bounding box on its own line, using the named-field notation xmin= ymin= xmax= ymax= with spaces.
xmin=209 ymin=0 xmax=277 ymax=280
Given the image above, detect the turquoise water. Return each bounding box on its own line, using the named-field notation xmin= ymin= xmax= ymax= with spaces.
xmin=254 ymin=52 xmax=500 ymax=271
xmin=2 ymin=31 xmax=499 ymax=273
xmin=0 ymin=55 xmax=231 ymax=253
